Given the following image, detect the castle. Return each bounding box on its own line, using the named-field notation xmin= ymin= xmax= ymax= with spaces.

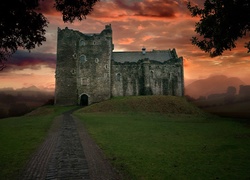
xmin=55 ymin=25 xmax=184 ymax=105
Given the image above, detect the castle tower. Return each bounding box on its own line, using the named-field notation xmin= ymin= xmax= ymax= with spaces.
xmin=55 ymin=27 xmax=78 ymax=105
xmin=55 ymin=25 xmax=113 ymax=105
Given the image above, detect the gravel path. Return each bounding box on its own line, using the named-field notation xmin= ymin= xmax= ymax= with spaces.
xmin=21 ymin=109 xmax=122 ymax=180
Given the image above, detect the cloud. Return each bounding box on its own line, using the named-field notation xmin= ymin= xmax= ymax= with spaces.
xmin=114 ymin=0 xmax=177 ymax=18
xmin=4 ymin=50 xmax=56 ymax=72
xmin=2 ymin=0 xmax=250 ymax=90
xmin=38 ymin=0 xmax=61 ymax=16
xmin=117 ymin=38 xmax=135 ymax=45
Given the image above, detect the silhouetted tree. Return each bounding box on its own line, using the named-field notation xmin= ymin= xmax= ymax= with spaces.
xmin=0 ymin=0 xmax=99 ymax=66
xmin=187 ymin=0 xmax=250 ymax=57
xmin=54 ymin=0 xmax=99 ymax=22
xmin=0 ymin=108 xmax=8 ymax=118
xmin=8 ymin=103 xmax=30 ymax=117
xmin=185 ymin=95 xmax=196 ymax=102
xmin=43 ymin=98 xmax=55 ymax=106
xmin=226 ymin=86 xmax=236 ymax=96
xmin=224 ymin=86 xmax=236 ymax=104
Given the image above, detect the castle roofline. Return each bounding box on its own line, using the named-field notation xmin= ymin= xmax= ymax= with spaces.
xmin=112 ymin=49 xmax=179 ymax=63
xmin=113 ymin=49 xmax=173 ymax=53
xmin=58 ymin=24 xmax=112 ymax=36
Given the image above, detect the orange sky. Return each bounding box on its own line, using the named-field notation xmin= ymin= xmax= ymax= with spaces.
xmin=1 ymin=0 xmax=250 ymax=91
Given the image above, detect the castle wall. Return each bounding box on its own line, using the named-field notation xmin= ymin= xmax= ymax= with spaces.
xmin=55 ymin=28 xmax=78 ymax=105
xmin=111 ymin=58 xmax=184 ymax=97
xmin=55 ymin=25 xmax=184 ymax=106
xmin=76 ymin=25 xmax=113 ymax=104
xmin=111 ymin=62 xmax=142 ymax=96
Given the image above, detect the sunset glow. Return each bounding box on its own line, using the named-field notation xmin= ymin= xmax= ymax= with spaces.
xmin=1 ymin=0 xmax=250 ymax=92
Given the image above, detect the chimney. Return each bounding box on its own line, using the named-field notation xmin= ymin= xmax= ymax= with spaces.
xmin=142 ymin=47 xmax=146 ymax=55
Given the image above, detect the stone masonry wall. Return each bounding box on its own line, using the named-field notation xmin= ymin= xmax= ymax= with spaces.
xmin=55 ymin=28 xmax=78 ymax=105
xmin=111 ymin=58 xmax=184 ymax=97
xmin=55 ymin=25 xmax=184 ymax=105
xmin=76 ymin=25 xmax=113 ymax=104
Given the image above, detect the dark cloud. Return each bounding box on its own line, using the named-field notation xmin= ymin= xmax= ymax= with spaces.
xmin=38 ymin=0 xmax=57 ymax=16
xmin=114 ymin=0 xmax=176 ymax=18
xmin=5 ymin=50 xmax=56 ymax=71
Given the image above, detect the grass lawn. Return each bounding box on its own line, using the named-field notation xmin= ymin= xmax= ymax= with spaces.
xmin=74 ymin=96 xmax=250 ymax=179
xmin=0 ymin=105 xmax=76 ymax=180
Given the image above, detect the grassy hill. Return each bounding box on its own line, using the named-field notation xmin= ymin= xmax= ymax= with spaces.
xmin=75 ymin=96 xmax=250 ymax=179
xmin=79 ymin=95 xmax=205 ymax=115
xmin=1 ymin=96 xmax=249 ymax=179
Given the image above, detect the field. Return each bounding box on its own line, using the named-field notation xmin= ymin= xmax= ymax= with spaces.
xmin=74 ymin=96 xmax=250 ymax=179
xmin=0 ymin=95 xmax=249 ymax=179
xmin=0 ymin=106 xmax=76 ymax=179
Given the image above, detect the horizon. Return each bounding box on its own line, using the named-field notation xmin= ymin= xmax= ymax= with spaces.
xmin=0 ymin=74 xmax=248 ymax=99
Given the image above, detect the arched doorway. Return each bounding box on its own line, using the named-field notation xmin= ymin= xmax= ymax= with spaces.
xmin=80 ymin=94 xmax=88 ymax=106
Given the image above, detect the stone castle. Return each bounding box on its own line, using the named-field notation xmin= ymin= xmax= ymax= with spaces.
xmin=55 ymin=24 xmax=184 ymax=105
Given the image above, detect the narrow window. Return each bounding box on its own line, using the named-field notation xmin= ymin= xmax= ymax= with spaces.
xmin=150 ymin=70 xmax=154 ymax=78
xmin=79 ymin=39 xmax=85 ymax=46
xmin=95 ymin=58 xmax=99 ymax=63
xmin=116 ymin=73 xmax=121 ymax=81
xmin=72 ymin=53 xmax=77 ymax=59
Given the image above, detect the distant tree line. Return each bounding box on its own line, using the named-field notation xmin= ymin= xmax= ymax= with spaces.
xmin=0 ymin=91 xmax=54 ymax=118
xmin=186 ymin=85 xmax=250 ymax=108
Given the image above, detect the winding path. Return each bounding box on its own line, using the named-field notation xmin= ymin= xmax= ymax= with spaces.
xmin=21 ymin=109 xmax=121 ymax=180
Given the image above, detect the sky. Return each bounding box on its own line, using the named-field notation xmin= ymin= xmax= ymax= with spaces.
xmin=1 ymin=0 xmax=250 ymax=92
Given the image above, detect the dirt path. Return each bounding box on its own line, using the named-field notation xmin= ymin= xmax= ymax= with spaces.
xmin=21 ymin=110 xmax=121 ymax=180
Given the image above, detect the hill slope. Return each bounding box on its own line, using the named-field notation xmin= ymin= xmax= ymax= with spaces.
xmin=78 ymin=95 xmax=204 ymax=115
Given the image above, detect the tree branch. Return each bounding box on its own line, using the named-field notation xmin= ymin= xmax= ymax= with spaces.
xmin=0 ymin=62 xmax=6 ymax=71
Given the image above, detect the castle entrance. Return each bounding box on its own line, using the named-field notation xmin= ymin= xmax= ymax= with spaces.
xmin=80 ymin=94 xmax=88 ymax=106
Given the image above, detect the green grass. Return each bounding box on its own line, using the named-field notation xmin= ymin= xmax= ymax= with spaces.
xmin=82 ymin=95 xmax=205 ymax=115
xmin=0 ymin=105 xmax=76 ymax=180
xmin=74 ymin=96 xmax=250 ymax=179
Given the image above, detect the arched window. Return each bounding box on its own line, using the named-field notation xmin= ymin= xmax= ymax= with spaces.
xmin=79 ymin=39 xmax=85 ymax=46
xmin=116 ymin=73 xmax=121 ymax=81
xmin=72 ymin=53 xmax=77 ymax=59
xmin=150 ymin=70 xmax=154 ymax=78
xmin=79 ymin=55 xmax=87 ymax=63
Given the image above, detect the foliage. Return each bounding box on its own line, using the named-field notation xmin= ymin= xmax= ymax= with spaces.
xmin=0 ymin=0 xmax=47 ymax=62
xmin=75 ymin=112 xmax=250 ymax=179
xmin=8 ymin=103 xmax=30 ymax=117
xmin=0 ymin=0 xmax=99 ymax=64
xmin=54 ymin=0 xmax=99 ymax=23
xmin=0 ymin=91 xmax=54 ymax=118
xmin=187 ymin=0 xmax=250 ymax=57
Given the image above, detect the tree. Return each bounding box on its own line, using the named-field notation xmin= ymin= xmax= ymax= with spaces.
xmin=0 ymin=0 xmax=99 ymax=68
xmin=187 ymin=0 xmax=250 ymax=57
